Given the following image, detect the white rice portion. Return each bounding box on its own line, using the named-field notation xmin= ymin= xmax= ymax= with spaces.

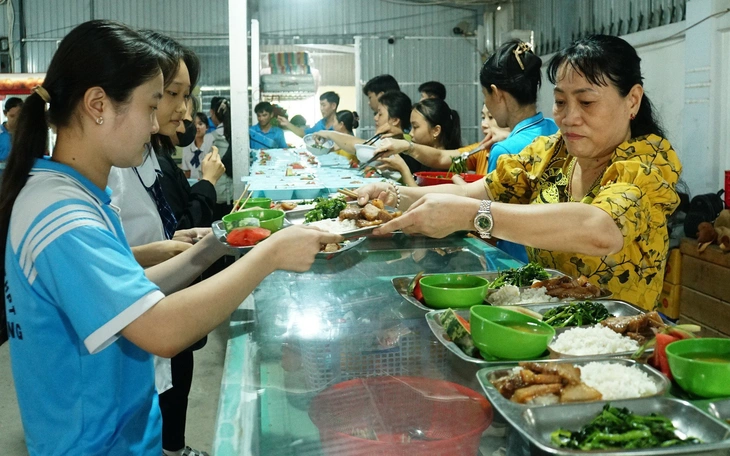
xmin=580 ymin=362 xmax=659 ymax=400
xmin=550 ymin=325 xmax=639 ymax=355
xmin=307 ymin=218 xmax=357 ymax=234
xmin=489 ymin=285 xmax=559 ymax=306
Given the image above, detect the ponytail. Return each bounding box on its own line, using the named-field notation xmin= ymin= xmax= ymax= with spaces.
xmin=0 ymin=92 xmax=49 ymax=343
xmin=442 ymin=109 xmax=462 ymax=150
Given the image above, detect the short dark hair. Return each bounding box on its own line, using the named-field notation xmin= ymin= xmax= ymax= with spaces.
xmin=418 ymin=81 xmax=446 ymax=100
xmin=254 ymin=101 xmax=274 ymax=114
xmin=3 ymin=97 xmax=23 ymax=113
xmin=290 ymin=115 xmax=307 ymax=128
xmin=480 ymin=39 xmax=542 ymax=106
xmin=377 ymin=91 xmax=412 ymax=130
xmin=320 ymin=91 xmax=340 ymax=107
xmin=547 ymin=34 xmax=665 ymax=138
xmin=194 ymin=112 xmax=209 ymax=126
xmin=363 ymin=74 xmax=400 ymax=96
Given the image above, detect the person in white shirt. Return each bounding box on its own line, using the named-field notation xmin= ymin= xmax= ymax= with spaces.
xmin=181 ymin=112 xmax=214 ymax=180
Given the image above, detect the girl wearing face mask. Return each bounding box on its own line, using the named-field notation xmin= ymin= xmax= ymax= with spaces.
xmin=181 ymin=113 xmax=215 ymax=180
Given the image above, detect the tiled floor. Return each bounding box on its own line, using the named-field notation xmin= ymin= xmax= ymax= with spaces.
xmin=0 ymin=322 xmax=228 ymax=455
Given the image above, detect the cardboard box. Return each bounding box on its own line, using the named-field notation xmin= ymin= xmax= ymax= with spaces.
xmin=659 ymin=281 xmax=681 ymax=319
xmin=664 ymin=248 xmax=681 ymax=285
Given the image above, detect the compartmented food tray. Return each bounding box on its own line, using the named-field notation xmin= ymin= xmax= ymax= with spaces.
xmin=518 ymin=397 xmax=730 ymax=455
xmin=211 ymin=220 xmax=363 ymax=258
xmin=709 ymin=399 xmax=730 ymax=425
xmin=392 ymin=269 xmax=566 ymax=312
xmin=425 ymin=305 xmax=653 ymax=365
xmin=476 ymin=359 xmax=670 ymax=415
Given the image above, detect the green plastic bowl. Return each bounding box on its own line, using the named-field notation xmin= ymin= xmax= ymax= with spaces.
xmin=222 ymin=209 xmax=284 ymax=233
xmin=242 ymin=197 xmax=272 ymax=209
xmin=418 ymin=274 xmax=489 ymax=309
xmin=666 ymin=338 xmax=730 ymax=398
xmin=470 ymin=305 xmax=555 ymax=360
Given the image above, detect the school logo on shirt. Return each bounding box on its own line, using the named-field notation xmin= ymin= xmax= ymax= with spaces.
xmin=4 ymin=276 xmax=22 ymax=340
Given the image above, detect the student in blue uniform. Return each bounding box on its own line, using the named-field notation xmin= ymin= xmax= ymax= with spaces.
xmin=0 ymin=20 xmax=341 ymax=456
xmin=250 ymin=101 xmax=287 ymax=149
xmin=278 ymin=91 xmax=339 ymax=137
xmin=0 ymin=97 xmax=23 ymax=161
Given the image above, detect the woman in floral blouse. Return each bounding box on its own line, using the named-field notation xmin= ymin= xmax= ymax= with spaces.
xmin=357 ymin=34 xmax=681 ymax=310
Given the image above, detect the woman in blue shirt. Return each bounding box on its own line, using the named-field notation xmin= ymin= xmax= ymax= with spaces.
xmin=0 ymin=20 xmax=341 ymax=456
xmin=480 ymin=40 xmax=558 ymax=261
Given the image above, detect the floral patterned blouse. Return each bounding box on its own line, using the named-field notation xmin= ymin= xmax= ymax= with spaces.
xmin=485 ymin=133 xmax=682 ymax=310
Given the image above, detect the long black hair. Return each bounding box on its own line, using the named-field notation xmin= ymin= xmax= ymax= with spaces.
xmin=0 ymin=20 xmax=161 ymax=343
xmin=480 ymin=39 xmax=542 ymax=106
xmin=377 ymin=91 xmax=412 ymax=130
xmin=140 ymin=30 xmax=201 ymax=157
xmin=412 ymin=98 xmax=461 ymax=149
xmin=547 ymin=34 xmax=664 ymax=138
xmin=336 ymin=110 xmax=359 ymax=134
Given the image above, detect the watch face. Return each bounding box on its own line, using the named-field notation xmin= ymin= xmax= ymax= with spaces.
xmin=476 ymin=213 xmax=492 ymax=231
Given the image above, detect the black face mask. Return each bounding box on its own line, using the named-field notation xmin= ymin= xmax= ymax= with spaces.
xmin=176 ymin=119 xmax=197 ymax=147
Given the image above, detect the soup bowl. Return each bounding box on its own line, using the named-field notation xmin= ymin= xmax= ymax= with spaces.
xmin=666 ymin=338 xmax=730 ymax=398
xmin=470 ymin=305 xmax=555 ymax=360
xmin=222 ymin=209 xmax=285 ymax=233
xmin=418 ymin=274 xmax=489 ymax=309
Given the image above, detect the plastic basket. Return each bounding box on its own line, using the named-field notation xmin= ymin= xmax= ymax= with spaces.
xmin=309 ymin=376 xmax=493 ymax=456
xmin=299 ymin=319 xmax=449 ymax=391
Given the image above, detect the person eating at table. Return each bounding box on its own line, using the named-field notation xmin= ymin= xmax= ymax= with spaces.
xmin=375 ymin=104 xmax=510 ymax=178
xmin=314 ymin=91 xmax=429 ymax=185
xmin=278 ymin=91 xmax=339 ymax=137
xmin=373 ymin=40 xmax=555 ymax=262
xmin=355 ymin=34 xmax=681 ymax=311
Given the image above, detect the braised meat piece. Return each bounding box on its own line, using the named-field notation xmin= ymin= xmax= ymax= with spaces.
xmin=511 ymin=384 xmax=563 ymax=404
xmin=601 ymin=311 xmax=665 ymax=344
xmin=322 ymin=243 xmax=341 ymax=253
xmin=493 ymin=372 xmax=526 ymax=398
xmin=378 ymin=209 xmax=393 ymax=223
xmin=339 ymin=206 xmax=361 ymax=220
xmin=560 ymin=383 xmax=603 ymax=403
xmin=531 ymin=275 xmax=601 ymax=299
xmin=356 ymin=219 xmax=382 ymax=228
xmin=370 ymin=199 xmax=385 ymax=210
xmin=519 ymin=362 xmax=581 ymax=385
xmin=519 ymin=369 xmax=562 ymax=385
xmin=361 ymin=203 xmax=381 ymax=221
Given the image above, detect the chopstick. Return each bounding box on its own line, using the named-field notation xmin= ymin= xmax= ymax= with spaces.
xmin=338 ymin=188 xmax=359 ymax=199
xmin=362 ymin=133 xmax=382 ymax=146
xmin=238 ymin=192 xmax=253 ymax=211
xmin=230 ymin=183 xmax=251 ymax=214
xmin=358 ymin=151 xmax=386 ymax=171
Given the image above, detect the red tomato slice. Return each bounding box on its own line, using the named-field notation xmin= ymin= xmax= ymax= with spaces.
xmin=227 ymin=227 xmax=271 ymax=247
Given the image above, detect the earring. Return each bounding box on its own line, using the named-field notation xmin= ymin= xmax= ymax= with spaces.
xmin=630 ymin=113 xmax=636 ymax=120
xmin=96 ymin=117 xmax=104 ymax=125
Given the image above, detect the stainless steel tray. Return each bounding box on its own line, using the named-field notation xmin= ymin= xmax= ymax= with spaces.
xmin=425 ymin=308 xmax=549 ymax=365
xmin=476 ymin=359 xmax=670 ymax=415
xmin=393 ymin=268 xmax=567 ymax=312
xmin=709 ymin=399 xmax=730 ymax=425
xmin=212 ymin=220 xmax=364 ymax=259
xmin=518 ymin=397 xmax=730 ymax=455
xmin=426 ymin=307 xmax=652 ymax=365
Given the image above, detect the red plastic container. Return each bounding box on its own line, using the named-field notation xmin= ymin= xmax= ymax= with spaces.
xmin=415 ymin=171 xmax=485 ymax=186
xmin=309 ymin=376 xmax=493 ymax=456
xmin=725 ymin=171 xmax=730 ymax=209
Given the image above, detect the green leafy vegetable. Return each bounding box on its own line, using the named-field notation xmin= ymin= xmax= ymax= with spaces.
xmin=304 ymin=196 xmax=348 ymax=223
xmin=542 ymin=301 xmax=613 ymax=327
xmin=448 ymin=155 xmax=468 ymax=175
xmin=488 ymin=262 xmax=550 ymax=289
xmin=551 ymin=404 xmax=701 ymax=450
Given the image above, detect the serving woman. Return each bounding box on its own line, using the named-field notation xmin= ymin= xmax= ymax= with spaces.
xmin=357 ymin=34 xmax=681 ymax=311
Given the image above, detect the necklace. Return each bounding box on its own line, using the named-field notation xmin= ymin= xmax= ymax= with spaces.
xmin=566 ymin=156 xmax=608 ymax=202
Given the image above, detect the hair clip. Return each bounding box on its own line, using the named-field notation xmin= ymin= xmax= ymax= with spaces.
xmin=513 ymin=42 xmax=532 ymax=71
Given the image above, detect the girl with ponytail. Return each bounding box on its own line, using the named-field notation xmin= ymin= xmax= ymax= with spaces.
xmin=0 ymin=20 xmax=340 ymax=455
